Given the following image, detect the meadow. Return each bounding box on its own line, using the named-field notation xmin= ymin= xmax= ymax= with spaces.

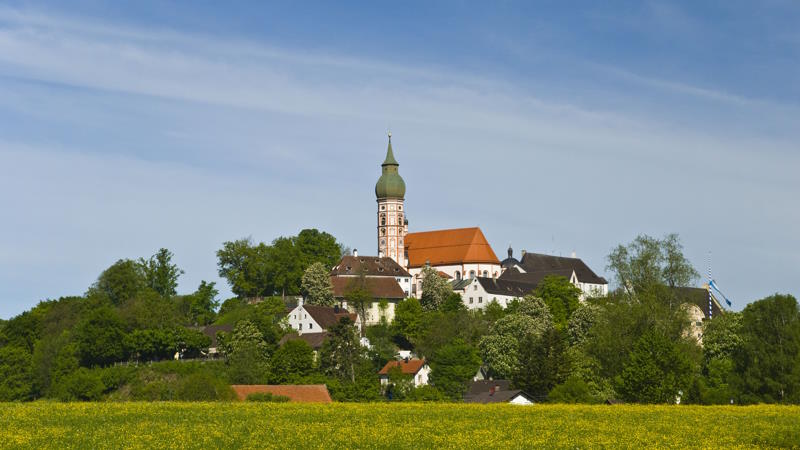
xmin=1 ymin=403 xmax=799 ymax=449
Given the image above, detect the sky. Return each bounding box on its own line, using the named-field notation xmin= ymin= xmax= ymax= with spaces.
xmin=1 ymin=1 xmax=798 ymax=319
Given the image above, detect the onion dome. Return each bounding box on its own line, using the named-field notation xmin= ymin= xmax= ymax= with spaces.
xmin=375 ymin=132 xmax=406 ymax=199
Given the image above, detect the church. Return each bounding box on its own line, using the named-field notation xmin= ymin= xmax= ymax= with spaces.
xmin=328 ymin=133 xmax=608 ymax=320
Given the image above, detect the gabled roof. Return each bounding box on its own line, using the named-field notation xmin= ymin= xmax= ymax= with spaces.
xmin=451 ymin=278 xmax=472 ymax=290
xmin=378 ymin=358 xmax=427 ymax=375
xmin=331 ymin=255 xmax=411 ymax=277
xmin=330 ymin=277 xmax=406 ymax=300
xmin=230 ymin=385 xmax=332 ymax=403
xmin=302 ymin=305 xmax=358 ymax=329
xmin=500 ymin=252 xmax=607 ymax=285
xmin=198 ymin=324 xmax=233 ymax=348
xmin=463 ymin=389 xmax=532 ymax=404
xmin=404 ymin=227 xmax=500 ymax=268
xmin=279 ymin=332 xmax=329 ymax=350
xmin=467 ymin=380 xmax=511 ymax=395
xmin=476 ymin=277 xmax=538 ymax=297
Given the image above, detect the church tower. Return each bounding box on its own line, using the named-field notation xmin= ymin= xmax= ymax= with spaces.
xmin=375 ymin=132 xmax=407 ymax=267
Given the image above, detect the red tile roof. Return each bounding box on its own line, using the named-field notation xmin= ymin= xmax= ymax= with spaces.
xmin=378 ymin=358 xmax=427 ymax=375
xmin=230 ymin=385 xmax=332 ymax=403
xmin=404 ymin=227 xmax=500 ymax=268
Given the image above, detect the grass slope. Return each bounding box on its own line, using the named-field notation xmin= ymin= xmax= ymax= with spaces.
xmin=1 ymin=403 xmax=798 ymax=449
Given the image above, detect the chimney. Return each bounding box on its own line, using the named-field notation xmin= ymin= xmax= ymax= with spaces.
xmin=353 ymin=249 xmax=358 ymax=257
xmin=521 ymin=249 xmax=527 ymax=257
xmin=298 ymin=298 xmax=304 ymax=307
xmin=507 ymin=246 xmax=513 ymax=259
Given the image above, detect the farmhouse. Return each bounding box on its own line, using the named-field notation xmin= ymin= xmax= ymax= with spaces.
xmin=286 ymin=301 xmax=361 ymax=335
xmin=464 ymin=380 xmax=534 ymax=405
xmin=378 ymin=358 xmax=430 ymax=387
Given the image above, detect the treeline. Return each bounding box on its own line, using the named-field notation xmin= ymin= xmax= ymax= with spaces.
xmin=1 ymin=231 xmax=799 ymax=404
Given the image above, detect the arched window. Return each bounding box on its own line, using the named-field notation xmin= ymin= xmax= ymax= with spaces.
xmin=381 ymin=218 xmax=386 ymax=226
xmin=469 ymin=270 xmax=476 ymax=279
xmin=482 ymin=270 xmax=488 ymax=277
xmin=454 ymin=271 xmax=461 ymax=280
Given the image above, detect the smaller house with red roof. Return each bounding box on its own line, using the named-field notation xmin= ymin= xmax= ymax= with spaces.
xmin=287 ymin=301 xmax=361 ymax=335
xmin=378 ymin=358 xmax=431 ymax=387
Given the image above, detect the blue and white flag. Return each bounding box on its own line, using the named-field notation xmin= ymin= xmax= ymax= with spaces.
xmin=709 ymin=280 xmax=733 ymax=307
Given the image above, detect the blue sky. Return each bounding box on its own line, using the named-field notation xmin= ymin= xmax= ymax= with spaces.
xmin=1 ymin=1 xmax=798 ymax=318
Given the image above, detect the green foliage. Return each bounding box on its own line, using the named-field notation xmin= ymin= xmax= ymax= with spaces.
xmin=391 ymin=298 xmax=425 ymax=348
xmin=118 ymin=289 xmax=181 ymax=330
xmin=55 ymin=367 xmax=106 ymax=401
xmin=365 ymin=322 xmax=397 ymax=369
xmin=419 ymin=266 xmax=452 ymax=311
xmin=319 ymin=317 xmax=362 ymax=383
xmin=732 ymin=294 xmax=800 ymax=404
xmin=548 ymin=375 xmax=599 ymax=404
xmin=123 ymin=328 xmax=210 ymax=361
xmin=301 ymin=262 xmax=335 ymax=306
xmin=567 ymin=303 xmax=601 ymax=347
xmin=179 ymin=281 xmax=220 ymax=326
xmin=225 ymin=320 xmax=270 ymax=384
xmin=138 ymin=248 xmax=184 ymax=298
xmin=384 ymin=366 xmax=415 ymax=400
xmin=607 ymin=233 xmax=699 ymax=303
xmin=75 ymin=306 xmax=126 ymax=367
xmin=89 ymin=259 xmax=147 ymax=306
xmin=534 ymin=276 xmax=581 ymax=331
xmin=0 ymin=345 xmax=33 ymax=401
xmin=405 ymin=385 xmax=448 ymax=402
xmin=344 ymin=271 xmax=373 ymax=333
xmin=429 ymin=339 xmax=481 ymax=399
xmin=270 ymin=340 xmax=314 ymax=384
xmin=617 ymin=331 xmax=695 ymax=404
xmin=415 ymin=310 xmax=490 ymax=360
xmin=513 ymin=328 xmax=569 ymax=398
xmin=246 ymin=392 xmax=290 ymax=402
xmin=217 ymin=229 xmax=343 ymax=299
xmin=441 ymin=292 xmax=466 ymax=313
xmin=480 ymin=312 xmax=552 ymax=378
xmin=176 ymin=373 xmax=235 ymax=401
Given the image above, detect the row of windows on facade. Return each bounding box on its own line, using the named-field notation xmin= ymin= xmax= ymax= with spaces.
xmin=452 ymin=270 xmax=493 ymax=280
xmin=379 ymin=215 xmax=403 ymax=226
xmin=379 ymin=205 xmax=402 ymax=211
xmin=379 ymin=229 xmax=402 ymax=238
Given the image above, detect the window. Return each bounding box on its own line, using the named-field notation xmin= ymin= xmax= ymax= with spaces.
xmin=381 ymin=218 xmax=386 ymax=226
xmin=309 ymin=323 xmax=313 ymax=329
xmin=483 ymin=270 xmax=488 ymax=277
xmin=474 ymin=285 xmax=478 ymax=291
xmin=398 ymin=205 xmax=402 ymax=211
xmin=299 ymin=323 xmax=303 ymax=330
xmin=454 ymin=271 xmax=461 ymax=280
xmin=469 ymin=270 xmax=476 ymax=279
xmin=478 ymin=297 xmax=482 ymax=303
xmin=469 ymin=297 xmax=473 ymax=304
xmin=380 ymin=205 xmax=385 ymax=211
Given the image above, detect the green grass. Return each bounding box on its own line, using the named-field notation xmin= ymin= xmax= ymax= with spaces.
xmin=1 ymin=403 xmax=798 ymax=449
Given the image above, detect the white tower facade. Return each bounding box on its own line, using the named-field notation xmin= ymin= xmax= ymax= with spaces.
xmin=375 ymin=133 xmax=407 ymax=267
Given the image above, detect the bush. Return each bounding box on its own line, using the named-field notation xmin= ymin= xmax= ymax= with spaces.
xmin=176 ymin=373 xmax=236 ymax=401
xmin=405 ymin=385 xmax=447 ymax=402
xmin=246 ymin=392 xmax=290 ymax=402
xmin=56 ymin=368 xmax=106 ymax=401
xmin=548 ymin=376 xmax=599 ymax=404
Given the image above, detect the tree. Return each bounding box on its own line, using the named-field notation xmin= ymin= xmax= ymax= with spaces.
xmin=225 ymin=320 xmax=270 ymax=384
xmin=139 ymin=248 xmax=184 ymax=298
xmin=344 ymin=271 xmax=373 ymax=333
xmin=294 ymin=228 xmax=344 ymax=270
xmin=607 ymin=233 xmax=699 ymax=304
xmin=391 ymin=298 xmax=425 ymax=348
xmin=88 ymin=259 xmax=146 ymax=306
xmin=429 ymin=339 xmax=481 ymax=399
xmin=0 ymin=345 xmax=33 ymax=401
xmin=216 ymin=238 xmax=273 ymax=298
xmin=75 ymin=306 xmax=127 ymax=367
xmin=270 ymin=340 xmax=314 ymax=383
xmin=419 ymin=265 xmax=452 ymax=311
xmin=510 ymin=295 xmax=554 ymax=327
xmin=182 ymin=280 xmax=219 ymax=326
xmin=479 ymin=313 xmax=551 ymax=378
xmin=617 ymin=330 xmax=695 ymax=404
xmin=732 ymin=294 xmax=800 ymax=403
xmin=301 ymin=262 xmax=335 ymax=306
xmin=513 ymin=328 xmax=568 ymax=398
xmin=534 ymin=276 xmax=581 ymax=331
xmin=441 ymin=292 xmax=466 ymax=313
xmin=567 ymin=303 xmax=602 ymax=347
xmin=319 ymin=317 xmax=362 ymax=383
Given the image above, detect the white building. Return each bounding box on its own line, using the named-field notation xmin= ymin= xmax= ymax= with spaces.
xmin=454 ymin=276 xmax=538 ymax=310
xmin=499 ymin=248 xmax=608 ymax=300
xmin=329 ymin=253 xmax=409 ymax=325
xmin=404 ymin=227 xmax=502 ymax=298
xmin=287 ymin=301 xmax=361 ymax=335
xmin=378 ymin=358 xmax=431 ymax=387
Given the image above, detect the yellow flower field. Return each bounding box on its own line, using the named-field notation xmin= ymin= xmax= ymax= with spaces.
xmin=1 ymin=403 xmax=798 ymax=449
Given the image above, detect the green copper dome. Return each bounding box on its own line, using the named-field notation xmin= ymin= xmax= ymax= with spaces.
xmin=375 ymin=134 xmax=406 ymax=199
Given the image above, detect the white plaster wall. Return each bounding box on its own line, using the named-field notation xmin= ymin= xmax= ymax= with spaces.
xmin=287 ymin=305 xmax=323 ymax=335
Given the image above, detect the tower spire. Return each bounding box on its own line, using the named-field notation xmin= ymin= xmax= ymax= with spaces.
xmin=383 ymin=131 xmax=398 ymax=166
